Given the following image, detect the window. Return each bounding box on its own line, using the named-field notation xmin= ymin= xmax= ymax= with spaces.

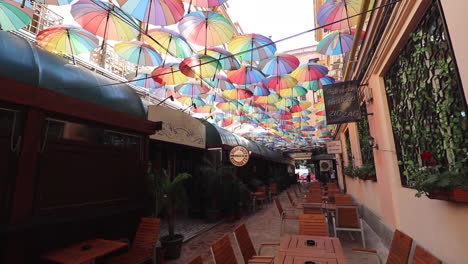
xmin=384 ymin=0 xmax=468 ymax=185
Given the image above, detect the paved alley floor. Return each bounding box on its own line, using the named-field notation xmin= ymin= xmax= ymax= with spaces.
xmin=165 ymin=191 xmax=388 ymax=264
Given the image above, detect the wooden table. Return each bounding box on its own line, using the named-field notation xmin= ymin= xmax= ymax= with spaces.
xmin=274 ymin=254 xmax=343 ymax=264
xmin=41 ymin=238 xmax=128 ymax=264
xmin=278 ymin=235 xmax=347 ymax=263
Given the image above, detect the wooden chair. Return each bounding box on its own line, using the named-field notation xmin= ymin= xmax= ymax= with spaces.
xmin=334 ymin=194 xmax=354 ymax=205
xmin=233 ymin=224 xmax=277 ymax=263
xmin=302 ymin=203 xmax=323 ymax=214
xmin=412 ymin=245 xmax=441 ymax=264
xmin=332 ymin=205 xmax=366 ymax=247
xmin=106 ymin=217 xmax=161 ymax=264
xmin=274 ymin=197 xmax=298 ymax=235
xmin=210 ymin=235 xmax=272 ymax=264
xmin=298 ymin=214 xmax=329 ymax=237
xmin=305 ymin=193 xmax=323 ymax=204
xmin=352 ymin=229 xmax=414 ymax=264
xmin=188 ymin=255 xmax=204 ymax=264
xmin=255 ymin=186 xmax=268 ymax=208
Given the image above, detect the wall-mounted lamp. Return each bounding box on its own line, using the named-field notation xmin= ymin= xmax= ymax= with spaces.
xmin=156 ymin=95 xmax=174 ymax=106
xmin=368 ymin=136 xmax=379 ymax=150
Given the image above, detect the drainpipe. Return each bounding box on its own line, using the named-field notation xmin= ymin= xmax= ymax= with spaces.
xmin=343 ymin=0 xmax=371 ymax=80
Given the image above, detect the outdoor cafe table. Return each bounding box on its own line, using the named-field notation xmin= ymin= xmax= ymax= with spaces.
xmin=41 ymin=238 xmax=128 ymax=264
xmin=277 ymin=235 xmax=347 ymax=263
xmin=274 ymin=254 xmax=346 ymax=264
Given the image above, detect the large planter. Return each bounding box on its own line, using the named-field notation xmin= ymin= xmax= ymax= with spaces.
xmin=427 ymin=188 xmax=468 ymax=203
xmin=160 ymin=234 xmax=184 ymax=260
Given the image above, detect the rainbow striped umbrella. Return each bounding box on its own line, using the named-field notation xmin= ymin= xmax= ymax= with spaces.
xmin=291 ymin=62 xmax=329 ymax=83
xmin=0 ymin=0 xmax=33 ymax=31
xmin=290 ymin=101 xmax=312 ymax=113
xmin=183 ymin=0 xmax=228 ymax=8
xmin=275 ymin=98 xmax=299 ymax=108
xmin=143 ymin=28 xmax=192 ymax=58
xmin=71 ymin=0 xmax=139 ymax=41
xmin=178 ymin=11 xmax=234 ymax=47
xmin=222 ymin=89 xmax=253 ymax=100
xmin=254 ymin=92 xmax=282 ymax=104
xmin=199 ymin=47 xmax=240 ymax=70
xmin=278 ymin=85 xmax=307 ymax=97
xmin=228 ymin=33 xmax=276 ymax=61
xmin=36 ymin=26 xmax=98 ymax=55
xmin=316 ymin=110 xmax=326 ymax=116
xmin=204 ymin=94 xmax=227 ymax=103
xmin=227 ymin=66 xmax=265 ymax=85
xmin=127 ymin=73 xmax=162 ymax=88
xmin=152 ymin=63 xmax=189 ymax=85
xmin=292 ymin=109 xmax=312 ymax=117
xmin=179 ymin=54 xmax=221 ymax=79
xmin=177 ymin=96 xmax=205 ymax=106
xmin=317 ymin=0 xmax=361 ymax=30
xmin=262 ymin=75 xmax=298 ymax=90
xmin=36 ymin=0 xmax=73 ymax=5
xmin=250 ymin=85 xmax=270 ymax=96
xmin=114 ymin=41 xmax=162 ymax=66
xmin=317 ymin=31 xmax=355 ymax=55
xmin=259 ymin=54 xmax=300 ymax=75
xmin=149 ymin=86 xmax=177 ymax=98
xmin=117 ymin=0 xmax=184 ymax=26
xmin=216 ymin=101 xmax=242 ymax=111
xmin=192 ymin=105 xmax=217 ymax=113
xmin=204 ymin=75 xmax=235 ymax=90
xmin=302 ymin=76 xmax=335 ymax=91
xmin=176 ymin=83 xmax=210 ymax=97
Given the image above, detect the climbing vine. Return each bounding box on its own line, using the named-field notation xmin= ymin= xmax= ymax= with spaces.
xmin=357 ymin=105 xmax=376 ymax=180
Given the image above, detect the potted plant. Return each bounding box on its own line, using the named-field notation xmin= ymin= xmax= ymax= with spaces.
xmin=405 ymin=153 xmax=468 ymax=202
xmin=359 ymin=163 xmax=377 ymax=181
xmin=149 ymin=168 xmax=191 ymax=259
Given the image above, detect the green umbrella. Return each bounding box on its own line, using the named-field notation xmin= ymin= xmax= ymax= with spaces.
xmin=0 ymin=0 xmax=33 ymax=31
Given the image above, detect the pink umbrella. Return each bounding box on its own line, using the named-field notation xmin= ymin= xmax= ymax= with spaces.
xmin=227 ymin=66 xmax=265 ymax=85
xmin=117 ymin=0 xmax=185 ymax=26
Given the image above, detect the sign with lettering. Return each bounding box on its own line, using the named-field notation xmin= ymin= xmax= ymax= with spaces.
xmin=230 ymin=146 xmax=250 ymax=167
xmin=326 ymin=140 xmax=342 ymax=154
xmin=323 ymin=80 xmax=362 ymax=124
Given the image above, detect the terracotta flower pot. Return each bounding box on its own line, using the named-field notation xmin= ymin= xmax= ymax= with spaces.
xmin=449 ymin=188 xmax=468 ymax=203
xmin=427 ymin=189 xmax=451 ymax=201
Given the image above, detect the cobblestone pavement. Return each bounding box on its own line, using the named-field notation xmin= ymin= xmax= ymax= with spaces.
xmin=159 ymin=217 xmax=223 ymax=243
xmin=165 ymin=191 xmax=388 ymax=264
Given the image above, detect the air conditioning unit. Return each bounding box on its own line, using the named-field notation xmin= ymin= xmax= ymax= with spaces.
xmin=320 ymin=160 xmax=333 ymax=172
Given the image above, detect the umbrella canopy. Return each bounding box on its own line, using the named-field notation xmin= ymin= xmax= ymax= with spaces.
xmin=227 ymin=66 xmax=265 ymax=85
xmin=291 ymin=62 xmax=329 ymax=83
xmin=176 ymin=83 xmax=210 ymax=97
xmin=204 ymin=94 xmax=227 ymax=103
xmin=192 ymin=105 xmax=217 ymax=113
xmin=250 ymin=84 xmax=270 ymax=96
xmin=216 ymin=101 xmax=242 ymax=111
xmin=204 ymin=75 xmax=235 ymax=90
xmin=259 ymin=54 xmax=300 ymax=75
xmin=290 ymin=101 xmax=312 ymax=113
xmin=222 ymin=88 xmax=253 ymax=100
xmin=117 ymin=0 xmax=184 ymax=26
xmin=114 ymin=41 xmax=162 ymax=66
xmin=182 ymin=0 xmax=228 ymax=8
xmin=302 ymin=76 xmax=335 ymax=91
xmin=254 ymin=92 xmax=282 ymax=104
xmin=228 ymin=33 xmax=276 ymax=61
xmin=275 ymin=98 xmax=299 ymax=108
xmin=71 ymin=0 xmax=139 ymax=41
xmin=262 ymin=75 xmax=298 ymax=90
xmin=317 ymin=0 xmax=361 ymax=31
xmin=152 ymin=63 xmax=189 ymax=85
xmin=317 ymin=31 xmax=355 ymax=55
xmin=127 ymin=73 xmax=162 ymax=88
xmin=179 ymin=54 xmax=221 ymax=79
xmin=0 ymin=0 xmax=33 ymax=31
xmin=36 ymin=0 xmax=73 ymax=5
xmin=177 ymin=96 xmax=205 ymax=106
xmin=199 ymin=47 xmax=240 ymax=70
xmin=149 ymin=86 xmax=177 ymax=98
xmin=143 ymin=28 xmax=192 ymax=58
xmin=36 ymin=26 xmax=99 ymax=55
xmin=278 ymin=85 xmax=307 ymax=97
xmin=178 ymin=11 xmax=234 ymax=47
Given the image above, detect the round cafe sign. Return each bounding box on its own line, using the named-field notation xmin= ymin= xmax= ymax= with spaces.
xmin=230 ymin=146 xmax=250 ymax=167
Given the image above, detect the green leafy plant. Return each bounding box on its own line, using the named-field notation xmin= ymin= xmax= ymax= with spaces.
xmin=405 ymin=153 xmax=468 ymax=197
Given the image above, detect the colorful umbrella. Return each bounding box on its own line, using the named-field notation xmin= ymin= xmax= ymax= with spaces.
xmin=127 ymin=73 xmax=162 ymax=88
xmin=199 ymin=47 xmax=240 ymax=70
xmin=179 ymin=54 xmax=221 ymax=79
xmin=176 ymin=83 xmax=210 ymax=97
xmin=177 ymin=96 xmax=205 ymax=106
xmin=183 ymin=0 xmax=228 ymax=8
xmin=228 ymin=33 xmax=276 ymax=61
xmin=317 ymin=31 xmax=355 ymax=55
xmin=114 ymin=41 xmax=162 ymax=66
xmin=278 ymin=85 xmax=307 ymax=97
xmin=302 ymin=76 xmax=335 ymax=91
xmin=71 ymin=0 xmax=139 ymax=41
xmin=262 ymin=75 xmax=298 ymax=90
xmin=222 ymin=89 xmax=253 ymax=100
xmin=290 ymin=101 xmax=312 ymax=113
xmin=36 ymin=0 xmax=73 ymax=5
xmin=254 ymin=92 xmax=282 ymax=104
xmin=250 ymin=85 xmax=270 ymax=96
xmin=178 ymin=11 xmax=234 ymax=47
xmin=143 ymin=28 xmax=192 ymax=59
xmin=36 ymin=26 xmax=98 ymax=55
xmin=152 ymin=63 xmax=189 ymax=85
xmin=192 ymin=105 xmax=217 ymax=113
xmin=275 ymin=98 xmax=299 ymax=108
xmin=317 ymin=0 xmax=361 ymax=31
xmin=0 ymin=0 xmax=32 ymax=31
xmin=204 ymin=94 xmax=227 ymax=103
xmin=227 ymin=66 xmax=265 ymax=85
xmin=291 ymin=62 xmax=329 ymax=83
xmin=216 ymin=101 xmax=242 ymax=111
xmin=204 ymin=75 xmax=235 ymax=90
xmin=149 ymin=86 xmax=177 ymax=98
xmin=117 ymin=0 xmax=184 ymax=26
xmin=259 ymin=54 xmax=300 ymax=75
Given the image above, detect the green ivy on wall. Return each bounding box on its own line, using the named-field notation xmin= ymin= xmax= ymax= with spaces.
xmin=357 ymin=105 xmax=376 ymax=180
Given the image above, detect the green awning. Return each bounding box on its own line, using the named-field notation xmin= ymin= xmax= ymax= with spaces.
xmin=0 ymin=31 xmax=146 ymax=118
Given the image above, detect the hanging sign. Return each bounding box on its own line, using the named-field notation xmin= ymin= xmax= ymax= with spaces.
xmin=323 ymin=80 xmax=362 ymax=124
xmin=230 ymin=146 xmax=250 ymax=167
xmin=326 ymin=140 xmax=342 ymax=154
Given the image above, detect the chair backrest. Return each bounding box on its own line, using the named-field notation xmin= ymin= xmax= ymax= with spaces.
xmin=303 ymin=203 xmax=322 ymax=214
xmin=188 ymin=256 xmax=204 ymax=264
xmin=334 ymin=194 xmax=355 ymax=206
xmin=269 ymin=183 xmax=278 ymax=194
xmin=412 ymin=245 xmax=441 ymax=264
xmin=335 ymin=206 xmax=360 ymax=229
xmin=298 ymin=214 xmax=329 ymax=237
xmin=305 ymin=194 xmax=322 ymax=204
xmin=132 ymin=217 xmax=161 ymax=251
xmin=274 ymin=197 xmax=284 ymax=216
xmin=256 ymin=186 xmax=267 ymax=193
xmin=386 ymin=229 xmax=413 ymax=264
xmin=211 ymin=234 xmax=238 ymax=264
xmin=233 ymin=224 xmax=256 ymax=264
xmin=286 ymin=191 xmax=295 ymax=206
